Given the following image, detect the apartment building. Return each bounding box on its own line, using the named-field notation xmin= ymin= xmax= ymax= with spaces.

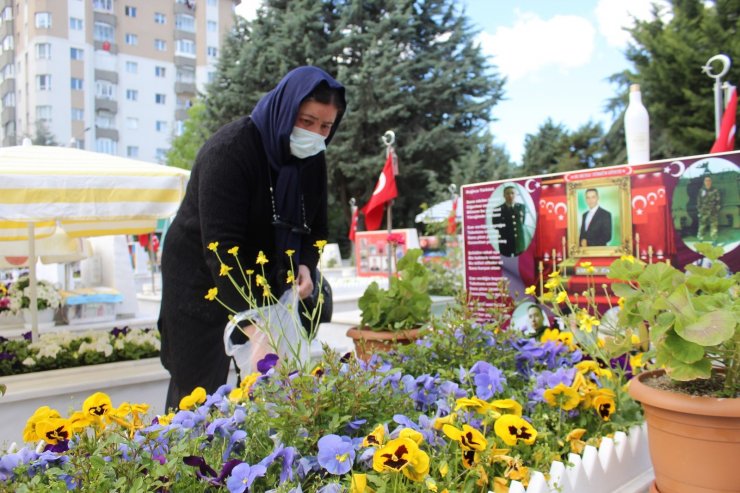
xmin=0 ymin=0 xmax=240 ymax=162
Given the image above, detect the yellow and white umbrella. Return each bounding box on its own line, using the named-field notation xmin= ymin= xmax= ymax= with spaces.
xmin=0 ymin=143 xmax=189 ymax=340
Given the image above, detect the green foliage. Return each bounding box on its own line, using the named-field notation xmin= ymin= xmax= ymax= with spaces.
xmin=32 ymin=121 xmax=58 ymax=146
xmin=358 ymin=248 xmax=432 ymax=331
xmin=198 ymin=0 xmax=505 ymax=244
xmin=604 ymin=0 xmax=740 ymax=161
xmin=166 ymin=102 xmax=211 ymax=170
xmin=520 ymin=119 xmax=606 ymax=177
xmin=609 ymin=245 xmax=740 ymax=397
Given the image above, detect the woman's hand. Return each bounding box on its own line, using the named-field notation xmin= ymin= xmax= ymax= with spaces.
xmin=296 ymin=264 xmax=314 ymax=300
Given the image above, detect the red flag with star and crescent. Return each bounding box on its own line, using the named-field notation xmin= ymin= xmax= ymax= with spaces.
xmin=710 ymin=85 xmax=737 ymax=153
xmin=361 ymin=153 xmax=398 ymax=230
xmin=348 ymin=207 xmax=359 ymax=241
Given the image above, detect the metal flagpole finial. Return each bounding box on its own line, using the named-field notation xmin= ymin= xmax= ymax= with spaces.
xmin=382 ymin=130 xmax=395 ymax=147
xmin=349 ymin=197 xmax=356 ymax=207
xmin=702 ymin=54 xmax=733 ymax=137
xmin=702 ymin=54 xmax=731 ymax=79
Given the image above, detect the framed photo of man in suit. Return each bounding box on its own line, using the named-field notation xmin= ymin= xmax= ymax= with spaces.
xmin=566 ymin=177 xmax=632 ymax=257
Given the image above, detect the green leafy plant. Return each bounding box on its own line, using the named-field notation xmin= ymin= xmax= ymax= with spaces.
xmin=609 ymin=244 xmax=739 ymax=398
xmin=358 ymin=248 xmax=432 ymax=331
xmin=7 ymin=276 xmax=61 ymax=312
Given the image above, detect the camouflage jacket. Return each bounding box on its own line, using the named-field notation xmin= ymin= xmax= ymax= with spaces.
xmin=697 ymin=187 xmax=720 ymax=216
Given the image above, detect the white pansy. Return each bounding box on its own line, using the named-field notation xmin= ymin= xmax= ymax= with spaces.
xmin=22 ymin=357 xmax=36 ymax=367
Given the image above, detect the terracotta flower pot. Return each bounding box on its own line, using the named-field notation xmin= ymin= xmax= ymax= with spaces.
xmin=345 ymin=326 xmax=422 ymax=362
xmin=628 ymin=369 xmax=740 ymax=493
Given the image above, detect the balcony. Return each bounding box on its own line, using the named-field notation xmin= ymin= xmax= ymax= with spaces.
xmin=94 ymin=98 xmax=118 ymax=114
xmin=95 ymin=127 xmax=119 ymax=141
xmin=174 ymin=81 xmax=196 ymax=94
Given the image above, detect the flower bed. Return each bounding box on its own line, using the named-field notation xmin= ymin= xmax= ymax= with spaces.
xmin=0 ymin=307 xmax=648 ymax=492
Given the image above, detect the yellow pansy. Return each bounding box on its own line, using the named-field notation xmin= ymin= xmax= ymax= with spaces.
xmin=23 ymin=406 xmax=62 ymax=442
xmin=373 ymin=437 xmax=430 ymax=482
xmin=363 ymin=424 xmax=386 ymax=447
xmin=432 ymin=413 xmax=456 ymax=430
xmin=543 ymin=383 xmax=581 ymax=410
xmin=593 ymin=394 xmax=616 ymax=421
xmin=179 ymin=386 xmax=207 ymax=410
xmin=35 ymin=418 xmax=72 ymax=445
xmin=566 ymin=428 xmax=587 ymax=454
xmin=494 ymin=414 xmax=537 ymax=446
xmin=491 ymin=399 xmax=523 ymax=416
xmin=156 ymin=413 xmax=175 ymax=426
xmin=350 ymin=473 xmax=374 ymax=493
xmin=399 ymin=427 xmax=424 ymax=445
xmin=83 ymin=392 xmax=113 ymax=419
xmin=442 ymin=424 xmax=488 ymax=452
xmin=454 ymin=396 xmax=490 ymax=414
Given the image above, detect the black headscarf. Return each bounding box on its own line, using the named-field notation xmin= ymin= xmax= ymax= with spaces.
xmin=250 ymin=66 xmax=345 ymax=263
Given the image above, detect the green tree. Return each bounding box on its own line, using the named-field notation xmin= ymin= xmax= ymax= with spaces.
xmin=166 ymin=101 xmax=211 ymax=170
xmin=32 ymin=121 xmax=57 ymax=146
xmin=448 ymin=135 xmax=515 ymax=190
xmin=520 ymin=119 xmax=604 ymax=176
xmin=194 ymin=0 xmax=504 ymax=248
xmin=604 ymin=0 xmax=740 ymax=162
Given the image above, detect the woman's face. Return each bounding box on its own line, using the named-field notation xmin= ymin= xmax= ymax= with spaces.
xmin=294 ymin=100 xmax=338 ymax=137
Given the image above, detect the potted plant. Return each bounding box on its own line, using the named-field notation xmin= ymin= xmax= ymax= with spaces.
xmin=7 ymin=276 xmax=62 ymax=329
xmin=347 ymin=248 xmax=432 ymax=360
xmin=608 ymin=244 xmax=739 ymax=493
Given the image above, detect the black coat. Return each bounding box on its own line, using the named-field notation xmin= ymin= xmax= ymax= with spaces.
xmin=579 ymin=206 xmax=612 ymax=247
xmin=158 ymin=117 xmax=327 ymax=402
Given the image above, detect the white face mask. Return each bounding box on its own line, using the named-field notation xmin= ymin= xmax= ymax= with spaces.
xmin=289 ymin=126 xmax=326 ymax=159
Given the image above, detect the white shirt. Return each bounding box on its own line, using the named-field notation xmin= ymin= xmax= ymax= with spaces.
xmin=585 ymin=207 xmax=598 ymax=230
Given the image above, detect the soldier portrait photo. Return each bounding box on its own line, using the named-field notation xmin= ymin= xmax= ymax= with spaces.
xmin=486 ymin=182 xmax=537 ymax=257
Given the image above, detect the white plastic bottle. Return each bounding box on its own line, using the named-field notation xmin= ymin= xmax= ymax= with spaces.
xmin=624 ymin=84 xmax=650 ymax=164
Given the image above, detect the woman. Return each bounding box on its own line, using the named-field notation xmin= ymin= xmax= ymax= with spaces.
xmin=158 ymin=66 xmax=346 ymax=410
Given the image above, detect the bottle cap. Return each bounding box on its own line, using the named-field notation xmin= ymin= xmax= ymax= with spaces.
xmin=630 ymin=84 xmax=641 ymax=92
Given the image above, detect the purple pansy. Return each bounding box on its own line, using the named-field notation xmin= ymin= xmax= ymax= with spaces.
xmin=316 ymin=434 xmax=355 ymax=475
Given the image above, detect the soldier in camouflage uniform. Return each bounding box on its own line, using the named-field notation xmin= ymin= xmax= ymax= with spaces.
xmin=697 ymin=175 xmax=721 ymax=241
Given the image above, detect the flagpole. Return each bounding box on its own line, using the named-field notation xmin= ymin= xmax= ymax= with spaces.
xmin=702 ymin=54 xmax=731 ymax=137
xmin=349 ymin=197 xmax=357 ymax=266
xmin=382 ymin=130 xmax=396 ymax=277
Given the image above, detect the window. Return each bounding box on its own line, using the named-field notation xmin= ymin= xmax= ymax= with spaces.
xmin=69 ymin=17 xmax=83 ymax=30
xmin=2 ymin=91 xmax=15 ymax=107
xmin=175 ymin=39 xmax=196 ymax=57
xmin=71 ymin=78 xmax=84 ymax=90
xmin=207 ymin=20 xmax=217 ymax=32
xmin=2 ymin=35 xmax=13 ymax=51
xmin=208 ymin=71 xmax=216 ymax=83
xmin=71 ymin=108 xmax=84 ymax=121
xmin=125 ymin=33 xmax=138 ymax=46
xmin=155 ymin=148 xmax=167 ymax=162
xmin=4 ymin=121 xmax=15 ymax=138
xmin=95 ymin=80 xmax=116 ymax=100
xmin=36 ymin=74 xmax=51 ymax=91
xmin=70 ymin=47 xmax=84 ymax=60
xmin=155 ymin=93 xmax=166 ymax=104
xmin=35 ymin=12 xmax=51 ymax=28
xmin=175 ymin=14 xmax=195 ymax=32
xmin=176 ymin=66 xmax=195 ymax=83
xmin=127 ymin=146 xmax=139 ymax=158
xmin=155 ymin=120 xmax=168 ymax=133
xmin=154 ymin=12 xmax=166 ymax=24
xmin=154 ymin=39 xmax=166 ymax=51
xmin=93 ymin=0 xmax=113 ymax=12
xmin=207 ymin=0 xmax=217 ymax=6
xmin=96 ymin=111 xmax=114 ymax=128
xmin=35 ymin=43 xmax=51 ymax=59
xmin=1 ymin=7 xmax=12 ymax=21
xmin=125 ymin=61 xmax=138 ymax=74
xmin=94 ymin=22 xmax=114 ymax=42
xmin=96 ymin=138 xmax=117 ymax=155
xmin=0 ymin=63 xmax=14 ymax=82
xmin=124 ymin=6 xmax=137 ymax=17
xmin=176 ymin=97 xmax=191 ymax=110
xmin=125 ymin=117 xmax=139 ymax=129
xmin=36 ymin=105 xmax=52 ymax=123
xmin=155 ymin=66 xmax=166 ymax=77
xmin=207 ymin=46 xmax=218 ymax=58
xmin=126 ymin=89 xmax=138 ymax=101
xmin=175 ymin=120 xmax=185 ymax=136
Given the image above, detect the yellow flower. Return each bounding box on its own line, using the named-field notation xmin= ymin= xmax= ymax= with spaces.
xmin=524 ymin=285 xmax=536 ymax=295
xmin=439 ymin=461 xmax=449 ymax=478
xmin=425 ymin=477 xmax=438 ymax=492
xmin=179 ymin=386 xmax=207 ymax=410
xmin=286 ymin=270 xmax=295 ymax=284
xmin=620 ymin=254 xmax=635 ymax=263
xmin=227 ymin=246 xmax=239 ymax=256
xmin=373 ymin=437 xmax=430 ymax=482
xmin=204 ymin=287 xmax=218 ymax=301
xmin=363 ymin=424 xmax=386 ymax=447
xmin=593 ymin=394 xmax=616 ymax=421
xmin=494 ymin=414 xmax=537 ymax=446
xmin=432 ymin=413 xmax=456 ymax=430
xmin=566 ymin=428 xmax=587 ymax=454
xmin=207 ymin=241 xmax=219 ymax=251
xmin=35 ymin=418 xmax=72 ymax=445
xmin=285 ymin=249 xmax=295 ymax=257
xmin=548 ymin=270 xmax=561 ymax=279
xmin=156 ymin=413 xmax=175 ymax=426
xmin=454 ymin=396 xmax=491 ymax=414
xmin=544 ymin=279 xmax=560 ymax=290
xmin=630 ymin=352 xmax=645 ymax=370
xmin=83 ymin=392 xmax=113 ymax=419
xmin=219 ymin=264 xmax=233 ymax=277
xmin=350 ymin=473 xmax=374 ymax=493
xmin=399 ymin=427 xmax=424 ymax=445
xmin=68 ymin=410 xmax=94 ymax=432
xmin=23 ymin=406 xmax=61 ymax=442
xmin=578 ymin=314 xmax=600 ymax=333
xmin=618 ymin=297 xmax=625 ymax=309
xmin=246 ymin=269 xmax=254 ymax=275
xmin=491 ymin=399 xmax=523 ymax=416
xmin=504 ymin=456 xmax=530 ymax=485
xmin=555 ymin=291 xmax=568 ymax=304
xmin=256 ymin=251 xmax=269 ymax=265
xmin=580 ymin=261 xmax=595 ymax=274
xmin=492 ymin=477 xmax=509 ymax=493
xmin=255 ymin=275 xmax=266 ymax=287
xmin=442 ymin=424 xmax=488 ymax=451
xmin=541 ymin=291 xmax=554 ymax=302
xmin=314 ymin=239 xmax=328 ymax=251
xmin=543 ymin=383 xmax=581 ymax=410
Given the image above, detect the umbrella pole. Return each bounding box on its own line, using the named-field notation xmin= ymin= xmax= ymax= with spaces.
xmin=27 ymin=223 xmax=39 ymax=343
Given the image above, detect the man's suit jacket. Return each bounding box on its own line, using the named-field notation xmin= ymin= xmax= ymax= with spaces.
xmin=579 ymin=206 xmax=612 ymax=246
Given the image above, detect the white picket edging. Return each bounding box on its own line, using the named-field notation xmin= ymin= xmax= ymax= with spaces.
xmin=504 ymin=424 xmax=653 ymax=493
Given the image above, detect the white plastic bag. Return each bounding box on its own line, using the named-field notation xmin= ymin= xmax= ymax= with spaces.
xmin=223 ymin=288 xmax=310 ymax=376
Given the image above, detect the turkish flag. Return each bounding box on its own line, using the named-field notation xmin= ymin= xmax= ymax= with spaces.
xmin=348 ymin=207 xmax=359 ymax=241
xmin=361 ymin=153 xmax=398 ymax=231
xmin=710 ymin=85 xmax=737 ymax=153
xmin=446 ymin=197 xmax=458 ymax=235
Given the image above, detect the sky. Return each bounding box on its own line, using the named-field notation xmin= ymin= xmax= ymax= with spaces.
xmin=235 ymin=0 xmax=666 ymax=163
